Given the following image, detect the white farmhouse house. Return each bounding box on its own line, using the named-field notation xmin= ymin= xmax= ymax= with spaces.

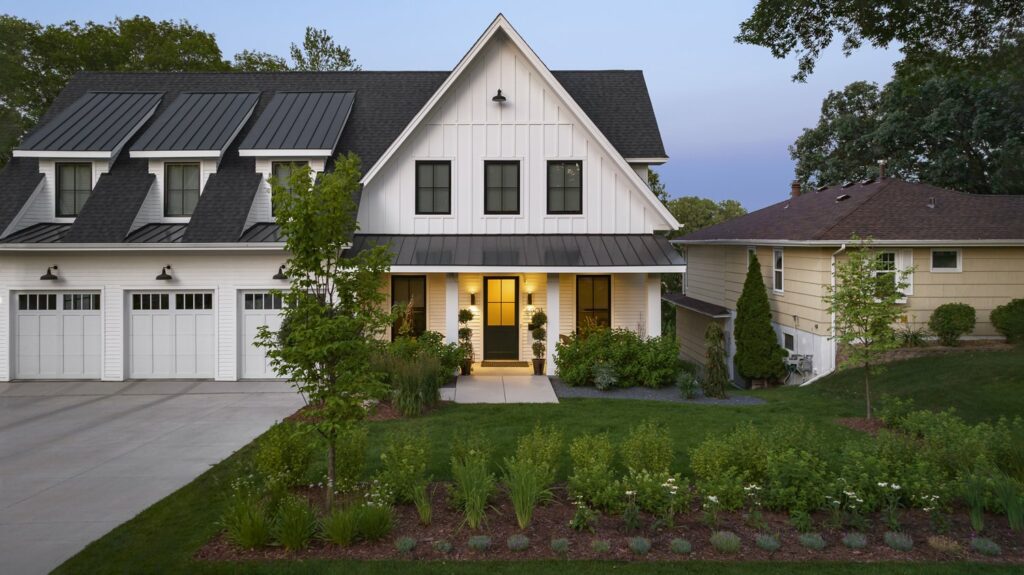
xmin=0 ymin=15 xmax=683 ymax=382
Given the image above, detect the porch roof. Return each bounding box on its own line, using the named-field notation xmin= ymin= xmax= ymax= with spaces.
xmin=346 ymin=234 xmax=685 ymax=271
xmin=661 ymin=293 xmax=731 ymax=318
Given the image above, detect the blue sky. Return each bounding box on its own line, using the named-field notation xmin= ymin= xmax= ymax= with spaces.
xmin=6 ymin=0 xmax=899 ymax=210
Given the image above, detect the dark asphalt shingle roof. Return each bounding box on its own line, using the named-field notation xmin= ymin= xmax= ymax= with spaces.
xmin=346 ymin=234 xmax=685 ymax=267
xmin=239 ymin=92 xmax=355 ymax=152
xmin=63 ymin=158 xmax=155 ymax=243
xmin=131 ymin=92 xmax=259 ymax=153
xmin=0 ymin=158 xmax=44 ymax=236
xmin=16 ymin=92 xmax=163 ymax=154
xmin=661 ymin=293 xmax=730 ymax=318
xmin=182 ymin=154 xmax=262 ymax=242
xmin=678 ymin=179 xmax=1024 ymax=243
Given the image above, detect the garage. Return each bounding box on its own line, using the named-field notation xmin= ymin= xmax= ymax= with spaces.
xmin=128 ymin=292 xmax=215 ymax=379
xmin=14 ymin=292 xmax=102 ymax=379
xmin=240 ymin=291 xmax=284 ymax=379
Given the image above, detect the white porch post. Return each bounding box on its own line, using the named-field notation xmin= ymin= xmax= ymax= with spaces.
xmin=445 ymin=273 xmax=459 ymax=344
xmin=646 ymin=273 xmax=661 ymax=338
xmin=545 ymin=273 xmax=560 ymax=376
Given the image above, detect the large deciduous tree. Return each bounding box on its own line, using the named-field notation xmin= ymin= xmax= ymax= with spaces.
xmin=734 ymin=254 xmax=787 ymax=384
xmin=232 ymin=27 xmax=361 ymax=72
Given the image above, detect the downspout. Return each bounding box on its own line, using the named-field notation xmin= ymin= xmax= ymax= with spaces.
xmin=798 ymin=242 xmax=846 ymax=387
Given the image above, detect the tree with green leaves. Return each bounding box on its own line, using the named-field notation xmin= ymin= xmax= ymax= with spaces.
xmin=232 ymin=49 xmax=289 ymax=71
xmin=664 ymin=195 xmax=747 ymax=240
xmin=702 ymin=321 xmax=729 ymax=399
xmin=256 ymin=153 xmax=393 ymax=508
xmin=823 ymin=237 xmax=910 ymax=420
xmin=232 ymin=27 xmax=360 ymax=72
xmin=734 ymin=254 xmax=787 ymax=384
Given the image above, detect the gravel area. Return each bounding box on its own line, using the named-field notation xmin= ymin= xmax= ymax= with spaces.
xmin=549 ymin=378 xmax=765 ymax=405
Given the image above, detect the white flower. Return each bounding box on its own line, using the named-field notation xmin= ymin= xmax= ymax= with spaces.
xmin=877 ymin=482 xmax=889 ymax=488
xmin=706 ymin=495 xmax=719 ymax=504
xmin=625 ymin=490 xmax=636 ymax=496
xmin=892 ymin=484 xmax=901 ymax=491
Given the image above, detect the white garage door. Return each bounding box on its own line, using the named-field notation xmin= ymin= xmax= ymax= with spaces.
xmin=240 ymin=292 xmax=284 ymax=379
xmin=129 ymin=292 xmax=215 ymax=379
xmin=15 ymin=292 xmax=102 ymax=379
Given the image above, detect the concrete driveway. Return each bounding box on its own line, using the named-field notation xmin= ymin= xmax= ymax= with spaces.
xmin=0 ymin=380 xmax=303 ymax=575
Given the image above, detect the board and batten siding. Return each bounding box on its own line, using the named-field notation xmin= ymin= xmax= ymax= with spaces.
xmin=357 ymin=35 xmax=669 ymax=235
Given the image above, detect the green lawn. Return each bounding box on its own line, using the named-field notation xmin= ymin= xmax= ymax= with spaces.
xmin=55 ymin=349 xmax=1023 ymax=575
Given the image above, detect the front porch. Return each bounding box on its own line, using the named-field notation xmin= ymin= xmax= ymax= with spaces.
xmin=440 ymin=363 xmax=559 ymax=404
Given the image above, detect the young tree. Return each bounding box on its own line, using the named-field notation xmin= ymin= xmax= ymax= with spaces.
xmin=256 ymin=153 xmax=393 ymax=508
xmin=289 ymin=27 xmax=361 ymax=71
xmin=702 ymin=321 xmax=729 ymax=399
xmin=734 ymin=254 xmax=787 ymax=384
xmin=824 ymin=237 xmax=909 ymax=420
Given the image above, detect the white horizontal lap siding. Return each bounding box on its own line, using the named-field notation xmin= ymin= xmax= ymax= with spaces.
xmin=426 ymin=273 xmax=446 ymax=334
xmin=611 ymin=273 xmax=647 ymax=336
xmin=357 ymin=36 xmax=664 ymax=235
xmin=0 ymin=288 xmax=9 ymax=380
xmin=520 ymin=273 xmax=546 ymax=361
xmin=457 ymin=274 xmax=484 ymax=361
xmin=559 ymin=274 xmax=575 ymax=337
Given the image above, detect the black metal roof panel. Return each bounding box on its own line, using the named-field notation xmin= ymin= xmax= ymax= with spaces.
xmin=130 ymin=92 xmax=259 ymax=153
xmin=64 ymin=158 xmax=155 ymax=243
xmin=346 ymin=234 xmax=684 ymax=267
xmin=662 ymin=293 xmax=730 ymax=318
xmin=238 ymin=92 xmax=355 ymax=153
xmin=0 ymin=223 xmax=72 ymax=243
xmin=16 ymin=92 xmax=162 ymax=154
xmin=124 ymin=223 xmax=188 ymax=243
xmin=240 ymin=222 xmax=284 ymax=243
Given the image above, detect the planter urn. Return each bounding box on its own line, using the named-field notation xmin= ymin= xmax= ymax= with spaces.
xmin=532 ymin=358 xmax=545 ymax=375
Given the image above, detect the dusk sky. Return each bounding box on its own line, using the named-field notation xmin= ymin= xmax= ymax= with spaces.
xmin=7 ymin=0 xmax=900 ymax=210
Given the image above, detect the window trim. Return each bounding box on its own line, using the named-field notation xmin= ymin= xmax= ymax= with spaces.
xmin=575 ymin=275 xmax=612 ymax=330
xmin=772 ymin=248 xmax=784 ymax=293
xmin=546 ymin=160 xmax=583 ymax=215
xmin=414 ymin=160 xmax=453 ymax=215
xmin=391 ymin=275 xmax=427 ymax=340
xmin=483 ymin=160 xmax=521 ymax=215
xmin=55 ymin=162 xmax=92 ymax=217
xmin=163 ymin=162 xmax=202 ymax=217
xmin=930 ymin=248 xmax=962 ymax=273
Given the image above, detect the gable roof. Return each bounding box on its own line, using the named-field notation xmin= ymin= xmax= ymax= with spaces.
xmin=676 ymin=179 xmax=1024 ymax=244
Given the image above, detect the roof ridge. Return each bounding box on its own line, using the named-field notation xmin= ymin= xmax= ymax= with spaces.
xmin=812 ymin=180 xmax=894 ymax=240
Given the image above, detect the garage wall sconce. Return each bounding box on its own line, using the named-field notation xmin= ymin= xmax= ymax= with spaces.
xmin=156 ymin=265 xmax=173 ymax=281
xmin=40 ymin=265 xmax=59 ymax=281
xmin=273 ymin=265 xmax=287 ymax=280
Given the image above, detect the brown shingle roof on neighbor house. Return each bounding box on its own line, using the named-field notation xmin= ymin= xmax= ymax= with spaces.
xmin=676 ymin=179 xmax=1024 ymax=243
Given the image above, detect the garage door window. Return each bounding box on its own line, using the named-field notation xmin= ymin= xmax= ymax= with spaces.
xmin=244 ymin=293 xmax=283 ymax=310
xmin=18 ymin=293 xmax=58 ymax=310
xmin=133 ymin=293 xmax=170 ymax=310
xmin=64 ymin=293 xmax=101 ymax=310
xmin=177 ymin=293 xmax=213 ymax=310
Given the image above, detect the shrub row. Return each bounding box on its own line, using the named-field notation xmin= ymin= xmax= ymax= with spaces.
xmin=555 ymin=327 xmax=681 ymax=388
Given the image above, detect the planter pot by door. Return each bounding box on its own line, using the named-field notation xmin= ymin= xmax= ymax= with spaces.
xmin=532 ymin=358 xmax=545 ymax=375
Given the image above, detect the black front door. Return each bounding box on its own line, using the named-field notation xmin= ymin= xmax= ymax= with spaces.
xmin=483 ymin=277 xmax=518 ymax=360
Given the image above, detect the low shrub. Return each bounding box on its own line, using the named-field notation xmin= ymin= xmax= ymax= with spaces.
xmin=592 ymin=363 xmax=618 ymax=390
xmin=334 ymin=425 xmax=368 ymax=492
xmin=710 ymin=531 xmax=741 ymax=554
xmin=450 ymin=442 xmax=496 ymax=530
xmin=468 ymin=535 xmax=491 ymax=551
xmin=798 ymin=532 xmax=826 ymax=550
xmin=970 ymin=537 xmax=1002 ymax=557
xmin=356 ymin=504 xmax=393 ymax=541
xmin=570 ymin=498 xmax=599 ymax=532
xmin=842 ymin=532 xmax=867 ymax=549
xmin=507 ymin=534 xmax=529 ymax=552
xmin=513 ymin=424 xmax=563 ymax=487
xmin=990 ymin=298 xmax=1024 ymax=343
xmin=551 ymin=537 xmax=570 ymax=555
xmin=433 ymin=540 xmax=453 ymax=554
xmin=896 ymin=321 xmax=930 ymax=348
xmin=884 ymin=531 xmax=913 ymax=552
xmin=993 ymin=473 xmax=1024 ymax=531
xmin=591 ymin=539 xmax=611 ymax=553
xmin=627 ymin=536 xmax=651 ymax=556
xmin=670 ymin=538 xmax=693 ymax=554
xmin=320 ymin=506 xmax=359 ymax=546
xmin=927 ymin=535 xmax=963 ymax=557
xmin=377 ymin=433 xmax=428 ymax=503
xmin=389 ymin=353 xmax=443 ymax=417
xmin=624 ymin=468 xmax=687 ymax=518
xmin=755 ymin=533 xmax=780 ymax=552
xmin=788 ymin=509 xmax=814 ymax=533
xmin=395 ymin=536 xmax=416 ymax=553
xmin=254 ymin=422 xmax=313 ymax=487
xmin=554 ymin=328 xmax=680 ymax=388
xmin=928 ymin=303 xmax=976 ymax=346
xmin=273 ymin=496 xmax=316 ymax=551
xmin=221 ymin=491 xmax=272 ymax=549
xmin=568 ymin=433 xmax=619 ymax=510
xmin=621 ymin=420 xmax=674 ymax=473
xmin=676 ymin=370 xmax=698 ymax=399
xmin=503 ymin=455 xmax=552 ymax=529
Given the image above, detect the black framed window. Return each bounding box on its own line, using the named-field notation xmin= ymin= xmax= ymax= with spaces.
xmin=244 ymin=292 xmax=284 ymax=310
xmin=576 ymin=275 xmax=611 ymax=330
xmin=415 ymin=161 xmax=451 ymax=214
xmin=18 ymin=293 xmax=58 ymax=310
xmin=164 ymin=163 xmax=201 ymax=217
xmin=176 ymin=293 xmax=213 ymax=310
xmin=392 ymin=275 xmax=427 ymax=338
xmin=63 ymin=293 xmax=101 ymax=310
xmin=56 ymin=163 xmax=92 ymax=217
xmin=271 ymin=161 xmax=308 ymax=216
xmin=132 ymin=293 xmax=170 ymax=310
xmin=547 ymin=160 xmax=582 ymax=214
xmin=484 ymin=161 xmax=519 ymax=214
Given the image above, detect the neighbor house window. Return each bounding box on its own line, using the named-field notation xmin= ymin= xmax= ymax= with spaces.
xmin=56 ymin=163 xmax=92 ymax=217
xmin=484 ymin=161 xmax=519 ymax=214
xmin=931 ymin=249 xmax=961 ymax=272
xmin=772 ymin=248 xmax=784 ymax=292
xmin=392 ymin=275 xmax=426 ymax=338
xmin=547 ymin=160 xmax=582 ymax=214
xmin=164 ymin=163 xmax=201 ymax=217
xmin=577 ymin=275 xmax=611 ymax=330
xmin=415 ymin=161 xmax=451 ymax=214
xmin=783 ymin=332 xmax=795 ymax=351
xmin=271 ymin=161 xmax=308 ymax=216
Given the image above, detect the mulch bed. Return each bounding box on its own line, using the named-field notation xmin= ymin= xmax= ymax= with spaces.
xmin=196 ymin=483 xmax=1024 ymax=563
xmin=835 ymin=417 xmax=887 ymax=435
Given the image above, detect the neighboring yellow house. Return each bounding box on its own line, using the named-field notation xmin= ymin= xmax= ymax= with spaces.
xmin=667 ymin=178 xmax=1024 ymax=385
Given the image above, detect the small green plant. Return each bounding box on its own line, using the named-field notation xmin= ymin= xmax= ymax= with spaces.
xmin=591 ymin=539 xmax=611 ymax=553
xmin=458 ymin=308 xmax=474 ymax=373
xmin=450 ymin=440 xmax=496 ymax=530
xmin=254 ymin=422 xmax=314 ymax=487
xmin=627 ymin=536 xmax=651 ymax=556
xmin=377 ymin=433 xmax=429 ymax=503
xmin=433 ymin=539 xmax=453 ymax=554
xmin=320 ymin=506 xmax=359 ymax=546
xmin=927 ymin=535 xmax=963 ymax=557
xmin=514 ymin=424 xmax=563 ymax=486
xmin=798 ymin=532 xmax=826 ymax=550
xmin=568 ymin=433 xmax=619 ymax=510
xmin=395 ymin=536 xmax=416 ymax=553
xmin=884 ymin=531 xmax=913 ymax=552
xmin=503 ymin=455 xmax=551 ymax=529
xmin=970 ymin=537 xmax=1001 ymax=557
xmin=993 ymin=473 xmax=1023 ymax=532
xmin=878 ymin=482 xmax=903 ymax=531
xmin=357 ymin=504 xmax=393 ymax=541
xmin=592 ymin=363 xmax=618 ymax=390
xmin=551 ymin=537 xmax=570 ymax=555
xmin=670 ymin=538 xmax=693 ymax=554
xmin=756 ymin=533 xmax=780 ymax=552
xmin=962 ymin=474 xmax=988 ymax=533
xmin=918 ymin=493 xmax=950 ymax=534
xmin=273 ymin=496 xmax=316 ymax=551
xmin=928 ymin=303 xmax=976 ymax=346
xmin=623 ymin=494 xmax=642 ymax=531
xmin=710 ymin=531 xmax=741 ymax=554
xmin=507 ymin=534 xmax=530 ymax=552
xmin=788 ymin=508 xmax=813 ymax=533
xmin=569 ymin=497 xmax=599 ymax=532
xmin=896 ymin=319 xmax=929 ymax=347
xmin=676 ymin=370 xmax=698 ymax=399
xmin=468 ymin=535 xmax=492 ymax=551
xmin=703 ymin=494 xmax=722 ymax=528
xmin=221 ymin=490 xmax=272 ymax=549
xmin=411 ymin=483 xmax=432 ymax=526
xmin=842 ymin=532 xmax=868 ymax=549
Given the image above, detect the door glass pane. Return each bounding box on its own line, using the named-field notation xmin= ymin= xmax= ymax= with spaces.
xmin=594 ymin=278 xmax=609 ymax=308
xmin=502 ymin=302 xmax=515 ymax=326
xmin=487 ymin=302 xmax=501 ymax=326
xmin=500 ymin=279 xmax=514 ymax=302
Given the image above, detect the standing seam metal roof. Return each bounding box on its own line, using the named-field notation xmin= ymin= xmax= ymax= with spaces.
xmin=16 ymin=92 xmax=162 ymax=152
xmin=130 ymin=92 xmax=259 ymax=152
xmin=238 ymin=92 xmax=355 ymax=152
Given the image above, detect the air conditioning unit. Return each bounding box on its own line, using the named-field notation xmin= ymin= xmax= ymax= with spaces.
xmin=784 ymin=353 xmax=814 ymax=385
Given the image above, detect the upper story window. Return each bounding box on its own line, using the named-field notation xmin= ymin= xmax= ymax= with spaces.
xmin=931 ymin=249 xmax=961 ymax=272
xmin=271 ymin=161 xmax=308 ymax=216
xmin=56 ymin=163 xmax=92 ymax=217
xmin=164 ymin=163 xmax=201 ymax=217
xmin=547 ymin=160 xmax=582 ymax=214
xmin=772 ymin=248 xmax=784 ymax=293
xmin=484 ymin=161 xmax=519 ymax=215
xmin=416 ymin=161 xmax=451 ymax=215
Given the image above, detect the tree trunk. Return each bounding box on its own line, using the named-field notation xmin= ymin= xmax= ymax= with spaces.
xmin=864 ymin=368 xmax=872 ymax=421
xmin=326 ymin=441 xmax=336 ymax=510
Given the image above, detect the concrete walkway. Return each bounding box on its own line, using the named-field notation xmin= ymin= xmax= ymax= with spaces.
xmin=0 ymin=380 xmax=304 ymax=575
xmin=441 ymin=368 xmax=559 ymax=404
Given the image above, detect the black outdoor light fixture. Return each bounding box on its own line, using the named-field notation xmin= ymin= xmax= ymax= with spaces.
xmin=492 ymin=89 xmax=507 ymax=103
xmin=273 ymin=265 xmax=287 ymax=280
xmin=40 ymin=265 xmax=58 ymax=281
xmin=470 ymin=292 xmax=477 ymax=306
xmin=527 ymin=293 xmax=533 ymax=306
xmin=156 ymin=265 xmax=173 ymax=281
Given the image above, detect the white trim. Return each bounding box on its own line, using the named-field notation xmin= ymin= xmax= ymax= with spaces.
xmin=238 ymin=149 xmax=333 ymax=158
xmin=674 ymin=238 xmax=1024 ymax=247
xmin=0 ymin=243 xmax=286 ymax=252
xmin=625 ymin=157 xmax=669 ymax=164
xmin=130 ymin=150 xmax=222 ymax=159
xmin=772 ymin=248 xmax=784 ymax=293
xmin=387 ymin=265 xmax=685 ymax=274
xmin=12 ymin=150 xmax=113 ymax=159
xmin=358 ymin=14 xmax=680 ymax=232
xmin=929 ymin=248 xmax=962 ymax=273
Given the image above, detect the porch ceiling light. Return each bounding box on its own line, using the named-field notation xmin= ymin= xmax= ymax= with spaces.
xmin=156 ymin=265 xmax=173 ymax=281
xmin=40 ymin=265 xmax=58 ymax=281
xmin=273 ymin=265 xmax=287 ymax=280
xmin=492 ymin=89 xmax=507 ymax=103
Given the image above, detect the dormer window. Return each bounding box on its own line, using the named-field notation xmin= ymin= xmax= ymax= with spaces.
xmin=165 ymin=163 xmax=201 ymax=217
xmin=271 ymin=161 xmax=308 ymax=216
xmin=56 ymin=163 xmax=92 ymax=217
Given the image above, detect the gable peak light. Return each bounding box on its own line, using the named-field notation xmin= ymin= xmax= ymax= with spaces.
xmin=40 ymin=265 xmax=59 ymax=281
xmin=491 ymin=89 xmax=507 ymax=103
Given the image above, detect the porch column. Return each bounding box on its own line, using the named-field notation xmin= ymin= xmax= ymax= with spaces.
xmin=646 ymin=273 xmax=662 ymax=338
xmin=546 ymin=273 xmax=560 ymax=376
xmin=445 ymin=273 xmax=459 ymax=344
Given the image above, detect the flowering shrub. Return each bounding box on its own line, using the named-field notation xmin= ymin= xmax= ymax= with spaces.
xmin=376 ymin=433 xmax=428 ymax=503
xmin=568 ymin=433 xmax=620 ymax=510
xmin=623 ymin=470 xmax=688 ymax=518
xmin=569 ymin=496 xmax=599 ymax=532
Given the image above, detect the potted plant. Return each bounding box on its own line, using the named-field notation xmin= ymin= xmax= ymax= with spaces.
xmin=458 ymin=308 xmax=474 ymax=375
xmin=530 ymin=309 xmax=547 ymax=375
